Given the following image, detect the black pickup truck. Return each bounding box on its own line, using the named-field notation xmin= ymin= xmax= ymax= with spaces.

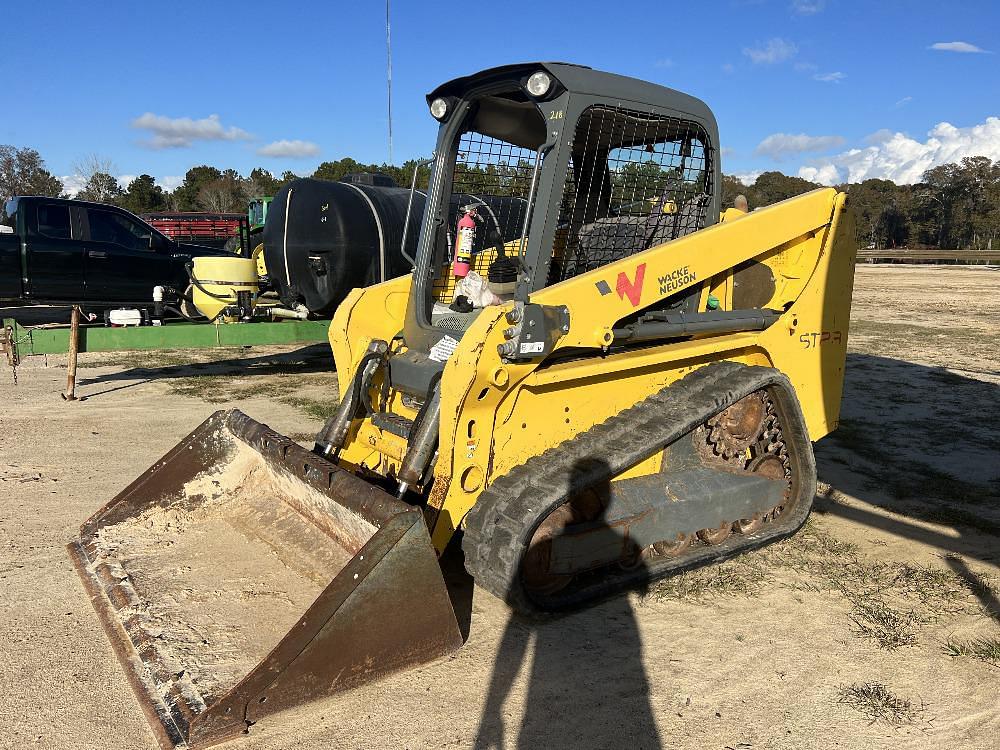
xmin=0 ymin=196 xmax=229 ymax=306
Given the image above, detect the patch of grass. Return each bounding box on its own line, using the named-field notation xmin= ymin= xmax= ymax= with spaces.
xmin=280 ymin=395 xmax=340 ymax=421
xmin=850 ymin=320 xmax=985 ymax=348
xmin=886 ymin=563 xmax=966 ymax=608
xmin=849 ymin=598 xmax=920 ymax=649
xmin=78 ymin=349 xmax=200 ymax=369
xmin=837 ymin=682 xmax=923 ymax=726
xmin=167 ymin=375 xmax=232 ymax=401
xmin=646 ymin=517 xmax=972 ymax=638
xmin=648 ymin=556 xmax=769 ymax=603
xmin=942 ymin=636 xmax=1000 ymax=667
xmin=162 ymin=371 xmax=339 ymax=406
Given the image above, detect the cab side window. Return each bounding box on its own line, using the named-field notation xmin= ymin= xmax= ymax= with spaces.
xmin=549 ymin=106 xmax=713 ymax=282
xmin=37 ymin=204 xmax=72 ymax=240
xmin=88 ymin=209 xmax=151 ymax=252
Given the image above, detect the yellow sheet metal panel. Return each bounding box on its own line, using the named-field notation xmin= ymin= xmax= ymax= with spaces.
xmin=329 ymin=274 xmax=412 ymax=383
xmin=756 ymin=192 xmax=856 ymax=439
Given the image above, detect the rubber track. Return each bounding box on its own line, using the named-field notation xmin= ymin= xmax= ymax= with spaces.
xmin=462 ymin=361 xmax=817 ymax=613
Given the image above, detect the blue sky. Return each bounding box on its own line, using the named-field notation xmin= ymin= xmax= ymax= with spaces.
xmin=5 ymin=0 xmax=999 ymax=191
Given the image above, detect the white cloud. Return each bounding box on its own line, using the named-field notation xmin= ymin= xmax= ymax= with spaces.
xmin=734 ymin=171 xmax=763 ymax=185
xmin=61 ymin=173 xmax=184 ymax=196
xmin=743 ymin=38 xmax=797 ymax=65
xmin=813 ymin=71 xmax=846 ymax=83
xmin=654 ymin=58 xmax=674 ymax=69
xmin=755 ymin=133 xmax=846 ymax=159
xmin=929 ymin=41 xmax=990 ymax=54
xmin=721 ymin=62 xmax=735 ymax=74
xmin=59 ymin=174 xmax=87 ymax=197
xmin=796 ymin=116 xmax=1000 ymax=185
xmin=863 ymin=129 xmax=894 ymax=145
xmin=794 ymin=61 xmax=818 ymax=72
xmin=159 ymin=175 xmax=184 ymax=192
xmin=131 ymin=113 xmax=252 ymax=149
xmin=894 ymin=96 xmax=913 ymax=108
xmin=256 ymin=139 xmax=321 ymax=158
xmin=797 ymin=164 xmax=841 ymax=184
xmin=791 ymin=0 xmax=825 ymax=14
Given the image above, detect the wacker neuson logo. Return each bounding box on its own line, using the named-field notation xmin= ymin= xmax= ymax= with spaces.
xmin=658 ymin=266 xmax=696 ymax=294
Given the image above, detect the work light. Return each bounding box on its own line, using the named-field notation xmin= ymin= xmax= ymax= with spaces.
xmin=430 ymin=98 xmax=449 ymax=120
xmin=525 ymin=71 xmax=552 ymax=97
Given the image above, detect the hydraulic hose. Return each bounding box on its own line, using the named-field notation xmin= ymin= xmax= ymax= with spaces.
xmin=396 ymin=378 xmax=442 ymax=499
xmin=313 ymin=342 xmax=388 ymax=456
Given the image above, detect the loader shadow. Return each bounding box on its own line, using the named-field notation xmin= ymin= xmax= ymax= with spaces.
xmin=810 ymin=352 xmax=1000 ymax=585
xmin=475 ymin=460 xmax=661 ymax=750
xmin=76 ymin=343 xmax=333 ymax=386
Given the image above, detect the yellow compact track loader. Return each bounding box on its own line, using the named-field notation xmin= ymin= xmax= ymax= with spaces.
xmin=71 ymin=62 xmax=856 ymax=749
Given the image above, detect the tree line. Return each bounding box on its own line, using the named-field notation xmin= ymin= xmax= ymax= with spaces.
xmin=2 ymin=144 xmax=997 ymax=250
xmin=0 ymin=147 xmax=433 ymax=217
xmin=722 ymin=156 xmax=1000 ymax=251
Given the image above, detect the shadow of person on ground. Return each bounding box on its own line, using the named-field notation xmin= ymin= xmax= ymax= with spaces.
xmin=475 ymin=458 xmax=661 ymax=750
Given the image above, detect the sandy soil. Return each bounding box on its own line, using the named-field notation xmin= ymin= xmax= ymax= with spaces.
xmin=1 ymin=265 xmax=998 ymax=750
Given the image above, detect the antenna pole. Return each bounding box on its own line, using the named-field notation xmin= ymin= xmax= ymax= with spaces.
xmin=386 ymin=0 xmax=393 ymax=165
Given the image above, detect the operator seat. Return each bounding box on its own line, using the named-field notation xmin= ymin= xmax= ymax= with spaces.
xmin=571 ymin=192 xmax=710 ymax=274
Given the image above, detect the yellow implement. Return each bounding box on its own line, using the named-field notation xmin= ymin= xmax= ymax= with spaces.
xmin=189 ymin=256 xmax=259 ymax=322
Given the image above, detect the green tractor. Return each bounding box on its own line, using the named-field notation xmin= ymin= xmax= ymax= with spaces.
xmin=224 ymin=196 xmax=272 ymax=278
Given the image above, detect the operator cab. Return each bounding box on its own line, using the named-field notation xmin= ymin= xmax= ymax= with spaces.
xmin=404 ymin=62 xmax=720 ymax=351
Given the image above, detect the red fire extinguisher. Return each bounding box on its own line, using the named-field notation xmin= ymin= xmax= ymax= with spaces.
xmin=452 ymin=205 xmax=478 ymax=278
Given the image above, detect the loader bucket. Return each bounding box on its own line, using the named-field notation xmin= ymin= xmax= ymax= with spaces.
xmin=68 ymin=410 xmax=462 ymax=750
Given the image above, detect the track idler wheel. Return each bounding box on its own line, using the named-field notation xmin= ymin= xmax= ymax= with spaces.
xmin=619 ymin=532 xmax=693 ymax=570
xmin=651 ymin=533 xmax=693 ymax=558
xmin=733 ymin=514 xmax=763 ymax=534
xmin=747 ymin=451 xmax=789 ymax=521
xmin=697 ymin=521 xmax=734 ymax=545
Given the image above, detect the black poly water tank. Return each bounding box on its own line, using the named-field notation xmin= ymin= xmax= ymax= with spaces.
xmin=263 ymin=178 xmax=423 ymax=316
xmin=263 ymin=177 xmax=529 ymax=317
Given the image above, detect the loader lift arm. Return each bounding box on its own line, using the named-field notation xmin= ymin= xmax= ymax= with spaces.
xmin=505 ymin=187 xmax=843 ymax=358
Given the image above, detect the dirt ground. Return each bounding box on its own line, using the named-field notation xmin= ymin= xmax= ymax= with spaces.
xmin=1 ymin=264 xmax=998 ymax=750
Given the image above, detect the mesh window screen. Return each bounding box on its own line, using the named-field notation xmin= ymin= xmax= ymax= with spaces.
xmin=549 ymin=105 xmax=713 ymax=283
xmin=432 ymin=132 xmax=537 ymax=303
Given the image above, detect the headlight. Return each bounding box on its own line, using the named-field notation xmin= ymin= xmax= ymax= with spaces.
xmin=429 ymin=98 xmax=449 ymax=120
xmin=525 ymin=71 xmax=552 ymax=97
